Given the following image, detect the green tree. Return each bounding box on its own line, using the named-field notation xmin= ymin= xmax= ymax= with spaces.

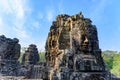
xmin=18 ymin=47 xmax=27 ymax=63
xmin=102 ymin=50 xmax=120 ymax=77
xmin=111 ymin=52 xmax=120 ymax=77
xmin=102 ymin=50 xmax=117 ymax=69
xmin=39 ymin=51 xmax=46 ymax=62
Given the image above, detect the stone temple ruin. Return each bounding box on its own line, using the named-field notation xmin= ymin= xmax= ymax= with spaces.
xmin=45 ymin=12 xmax=111 ymax=80
xmin=0 ymin=12 xmax=112 ymax=80
xmin=0 ymin=35 xmax=21 ymax=76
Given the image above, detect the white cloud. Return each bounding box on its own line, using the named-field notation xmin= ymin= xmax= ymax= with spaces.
xmin=0 ymin=0 xmax=44 ymax=50
xmin=46 ymin=10 xmax=54 ymax=22
xmin=0 ymin=0 xmax=31 ymax=36
xmin=0 ymin=0 xmax=32 ymax=47
xmin=0 ymin=0 xmax=26 ymax=19
xmin=90 ymin=0 xmax=108 ymax=21
xmin=32 ymin=21 xmax=41 ymax=29
xmin=14 ymin=0 xmax=24 ymax=19
xmin=0 ymin=18 xmax=3 ymax=26
xmin=58 ymin=0 xmax=64 ymax=13
xmin=11 ymin=0 xmax=30 ymax=39
xmin=13 ymin=26 xmax=29 ymax=38
xmin=0 ymin=0 xmax=12 ymax=14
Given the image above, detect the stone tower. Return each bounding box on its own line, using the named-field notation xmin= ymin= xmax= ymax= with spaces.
xmin=45 ymin=12 xmax=111 ymax=80
xmin=0 ymin=35 xmax=21 ymax=76
xmin=22 ymin=44 xmax=39 ymax=65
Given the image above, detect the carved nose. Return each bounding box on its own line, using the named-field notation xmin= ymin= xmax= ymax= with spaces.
xmin=84 ymin=37 xmax=89 ymax=44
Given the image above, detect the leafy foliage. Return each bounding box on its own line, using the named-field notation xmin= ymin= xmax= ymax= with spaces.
xmin=102 ymin=50 xmax=120 ymax=77
xmin=39 ymin=52 xmax=46 ymax=62
xmin=111 ymin=52 xmax=120 ymax=77
xmin=18 ymin=47 xmax=27 ymax=63
xmin=102 ymin=50 xmax=117 ymax=69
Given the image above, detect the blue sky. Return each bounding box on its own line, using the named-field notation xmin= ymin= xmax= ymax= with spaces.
xmin=0 ymin=0 xmax=120 ymax=51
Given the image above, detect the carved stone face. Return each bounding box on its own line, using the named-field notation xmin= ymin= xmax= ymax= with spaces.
xmin=82 ymin=36 xmax=89 ymax=46
xmin=80 ymin=35 xmax=90 ymax=52
xmin=59 ymin=26 xmax=71 ymax=49
xmin=71 ymin=26 xmax=81 ymax=46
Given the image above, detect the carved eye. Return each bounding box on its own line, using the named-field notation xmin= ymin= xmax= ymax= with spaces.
xmin=52 ymin=40 xmax=56 ymax=47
